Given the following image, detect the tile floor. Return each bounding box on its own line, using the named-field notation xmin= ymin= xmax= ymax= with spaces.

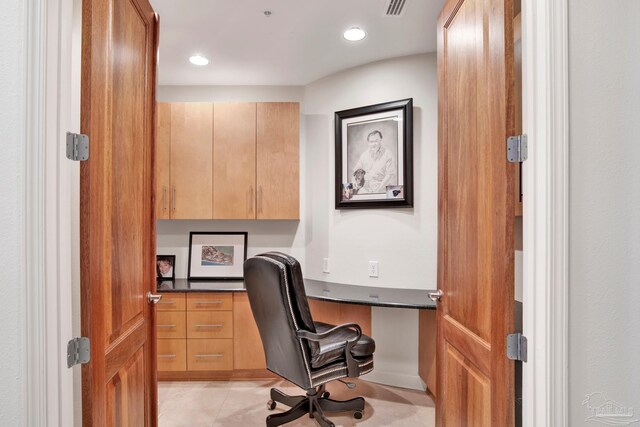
xmin=158 ymin=379 xmax=435 ymax=427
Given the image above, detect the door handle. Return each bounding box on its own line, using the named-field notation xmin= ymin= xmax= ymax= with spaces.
xmin=249 ymin=186 xmax=253 ymax=213
xmin=147 ymin=292 xmax=163 ymax=304
xmin=258 ymin=186 xmax=263 ymax=214
xmin=162 ymin=186 xmax=167 ymax=211
xmin=171 ymin=186 xmax=176 ymax=212
xmin=427 ymin=289 xmax=443 ymax=302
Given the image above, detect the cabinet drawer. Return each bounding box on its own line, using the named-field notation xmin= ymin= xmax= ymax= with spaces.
xmin=157 ymin=339 xmax=186 ymax=371
xmin=157 ymin=293 xmax=186 ymax=311
xmin=186 ymin=293 xmax=232 ymax=311
xmin=187 ymin=339 xmax=233 ymax=371
xmin=187 ymin=311 xmax=233 ymax=339
xmin=157 ymin=311 xmax=186 ymax=339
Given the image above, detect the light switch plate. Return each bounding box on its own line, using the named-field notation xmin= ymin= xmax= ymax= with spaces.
xmin=368 ymin=261 xmax=379 ymax=278
xmin=323 ymin=258 xmax=330 ymax=273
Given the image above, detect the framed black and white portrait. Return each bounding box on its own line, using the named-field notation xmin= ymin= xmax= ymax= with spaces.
xmin=335 ymin=98 xmax=413 ymax=209
xmin=187 ymin=232 xmax=248 ymax=280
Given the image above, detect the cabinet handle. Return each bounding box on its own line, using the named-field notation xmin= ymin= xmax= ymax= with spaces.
xmin=194 ymin=324 xmax=224 ymax=328
xmin=172 ymin=186 xmax=176 ymax=212
xmin=162 ymin=186 xmax=167 ymax=211
xmin=157 ymin=324 xmax=176 ymax=328
xmin=195 ymin=301 xmax=223 ymax=305
xmin=158 ymin=354 xmax=176 ymax=359
xmin=195 ymin=354 xmax=224 ymax=359
xmin=249 ymin=186 xmax=253 ymax=213
xmin=258 ymin=186 xmax=263 ymax=214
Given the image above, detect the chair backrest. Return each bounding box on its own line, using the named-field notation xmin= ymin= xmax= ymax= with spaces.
xmin=243 ymin=252 xmax=316 ymax=390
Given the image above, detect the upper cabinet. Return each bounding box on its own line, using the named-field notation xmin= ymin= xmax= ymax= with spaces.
xmin=156 ymin=102 xmax=299 ymax=220
xmin=257 ymin=103 xmax=300 ymax=220
xmin=213 ymin=103 xmax=257 ymax=219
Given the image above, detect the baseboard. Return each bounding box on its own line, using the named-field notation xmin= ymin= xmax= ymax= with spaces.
xmin=361 ymin=370 xmax=426 ymax=391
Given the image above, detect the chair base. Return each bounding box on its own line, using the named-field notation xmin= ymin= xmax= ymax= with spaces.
xmin=266 ymin=384 xmax=365 ymax=427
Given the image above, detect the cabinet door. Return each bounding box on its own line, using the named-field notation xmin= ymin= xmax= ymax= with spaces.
xmin=256 ymin=103 xmax=300 ymax=219
xmin=213 ymin=103 xmax=256 ymax=219
xmin=233 ymin=293 xmax=266 ymax=370
xmin=156 ymin=103 xmax=171 ymax=219
xmin=170 ymin=103 xmax=213 ymax=219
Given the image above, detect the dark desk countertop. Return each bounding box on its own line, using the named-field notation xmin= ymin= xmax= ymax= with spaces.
xmin=157 ymin=278 xmax=436 ymax=310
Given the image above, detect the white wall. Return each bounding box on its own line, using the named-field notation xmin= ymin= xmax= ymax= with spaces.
xmin=303 ymin=53 xmax=437 ymax=390
xmin=303 ymin=53 xmax=438 ymax=291
xmin=0 ymin=0 xmax=26 ymax=423
xmin=568 ymin=1 xmax=640 ymax=423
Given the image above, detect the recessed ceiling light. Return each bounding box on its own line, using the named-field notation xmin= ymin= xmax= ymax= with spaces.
xmin=343 ymin=27 xmax=366 ymax=42
xmin=189 ymin=55 xmax=209 ymax=66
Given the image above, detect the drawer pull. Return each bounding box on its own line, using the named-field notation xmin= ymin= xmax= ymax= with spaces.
xmin=158 ymin=354 xmax=176 ymax=359
xmin=157 ymin=301 xmax=176 ymax=305
xmin=195 ymin=354 xmax=224 ymax=359
xmin=157 ymin=324 xmax=176 ymax=328
xmin=194 ymin=324 xmax=224 ymax=328
xmin=195 ymin=301 xmax=223 ymax=305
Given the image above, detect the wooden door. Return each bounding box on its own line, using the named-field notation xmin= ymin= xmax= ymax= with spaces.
xmin=170 ymin=103 xmax=213 ymax=219
xmin=156 ymin=102 xmax=171 ymax=219
xmin=80 ymin=0 xmax=158 ymax=424
xmin=213 ymin=103 xmax=257 ymax=219
xmin=256 ymin=103 xmax=300 ymax=219
xmin=436 ymin=0 xmax=515 ymax=425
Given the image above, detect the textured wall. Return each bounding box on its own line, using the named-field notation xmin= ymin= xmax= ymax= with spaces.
xmin=0 ymin=0 xmax=26 ymax=423
xmin=568 ymin=0 xmax=640 ymax=423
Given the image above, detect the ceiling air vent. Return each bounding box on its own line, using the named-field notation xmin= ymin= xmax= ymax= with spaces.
xmin=383 ymin=0 xmax=410 ymax=17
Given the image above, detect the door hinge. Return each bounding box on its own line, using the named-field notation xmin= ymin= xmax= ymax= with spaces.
xmin=66 ymin=132 xmax=89 ymax=161
xmin=507 ymin=134 xmax=528 ymax=163
xmin=67 ymin=337 xmax=91 ymax=368
xmin=506 ymin=333 xmax=527 ymax=362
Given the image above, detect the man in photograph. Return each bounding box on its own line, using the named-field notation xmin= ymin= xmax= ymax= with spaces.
xmin=353 ymin=130 xmax=397 ymax=193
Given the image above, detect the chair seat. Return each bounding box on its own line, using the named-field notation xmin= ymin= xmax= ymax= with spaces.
xmin=310 ymin=321 xmax=376 ymax=369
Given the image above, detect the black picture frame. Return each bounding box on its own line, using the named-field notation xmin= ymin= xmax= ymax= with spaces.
xmin=156 ymin=255 xmax=176 ymax=281
xmin=187 ymin=232 xmax=248 ymax=280
xmin=335 ymin=98 xmax=414 ymax=209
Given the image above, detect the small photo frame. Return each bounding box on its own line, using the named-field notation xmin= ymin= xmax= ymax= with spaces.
xmin=156 ymin=255 xmax=175 ymax=281
xmin=335 ymin=98 xmax=414 ymax=209
xmin=187 ymin=232 xmax=248 ymax=280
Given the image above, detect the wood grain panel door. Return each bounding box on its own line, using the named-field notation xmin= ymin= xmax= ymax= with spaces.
xmin=256 ymin=102 xmax=300 ymax=219
xmin=213 ymin=103 xmax=257 ymax=219
xmin=436 ymin=0 xmax=515 ymax=425
xmin=80 ymin=0 xmax=158 ymax=424
xmin=155 ymin=102 xmax=171 ymax=219
xmin=233 ymin=293 xmax=266 ymax=370
xmin=170 ymin=103 xmax=213 ymax=219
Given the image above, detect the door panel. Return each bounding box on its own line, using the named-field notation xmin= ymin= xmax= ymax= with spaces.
xmin=437 ymin=0 xmax=515 ymax=425
xmin=256 ymin=102 xmax=300 ymax=219
xmin=213 ymin=103 xmax=257 ymax=219
xmin=80 ymin=0 xmax=158 ymax=424
xmin=156 ymin=103 xmax=171 ymax=219
xmin=170 ymin=103 xmax=213 ymax=219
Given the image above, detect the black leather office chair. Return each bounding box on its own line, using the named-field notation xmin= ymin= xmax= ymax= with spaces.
xmin=244 ymin=252 xmax=376 ymax=427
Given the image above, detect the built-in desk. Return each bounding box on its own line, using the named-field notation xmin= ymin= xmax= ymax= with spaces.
xmin=156 ymin=279 xmax=437 ymax=397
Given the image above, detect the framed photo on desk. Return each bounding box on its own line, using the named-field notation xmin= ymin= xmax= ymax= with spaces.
xmin=335 ymin=98 xmax=414 ymax=209
xmin=187 ymin=232 xmax=248 ymax=280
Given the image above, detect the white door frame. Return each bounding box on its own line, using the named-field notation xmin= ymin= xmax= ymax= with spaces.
xmin=24 ymin=0 xmax=79 ymax=425
xmin=522 ymin=0 xmax=570 ymax=425
xmin=25 ymin=0 xmax=570 ymax=425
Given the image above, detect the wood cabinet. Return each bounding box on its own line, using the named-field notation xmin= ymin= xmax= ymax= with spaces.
xmin=213 ymin=103 xmax=257 ymax=219
xmin=155 ymin=102 xmax=299 ymax=220
xmin=257 ymin=103 xmax=300 ymax=219
xmin=155 ymin=102 xmax=213 ymax=220
xmin=157 ymin=291 xmax=270 ymax=380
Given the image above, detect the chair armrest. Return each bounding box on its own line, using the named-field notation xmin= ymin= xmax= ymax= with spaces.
xmin=296 ymin=323 xmax=362 ymax=343
xmin=296 ymin=323 xmax=362 ymax=377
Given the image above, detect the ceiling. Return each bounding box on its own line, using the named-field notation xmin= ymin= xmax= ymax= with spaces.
xmin=151 ymin=0 xmax=445 ymax=86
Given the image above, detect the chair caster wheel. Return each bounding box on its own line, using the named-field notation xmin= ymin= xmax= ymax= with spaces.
xmin=354 ymin=410 xmax=364 ymax=419
xmin=321 ymin=391 xmax=330 ymax=399
xmin=267 ymin=400 xmax=276 ymax=410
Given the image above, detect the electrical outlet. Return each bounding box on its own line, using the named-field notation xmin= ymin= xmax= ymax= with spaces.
xmin=368 ymin=261 xmax=379 ymax=278
xmin=323 ymin=258 xmax=330 ymax=273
